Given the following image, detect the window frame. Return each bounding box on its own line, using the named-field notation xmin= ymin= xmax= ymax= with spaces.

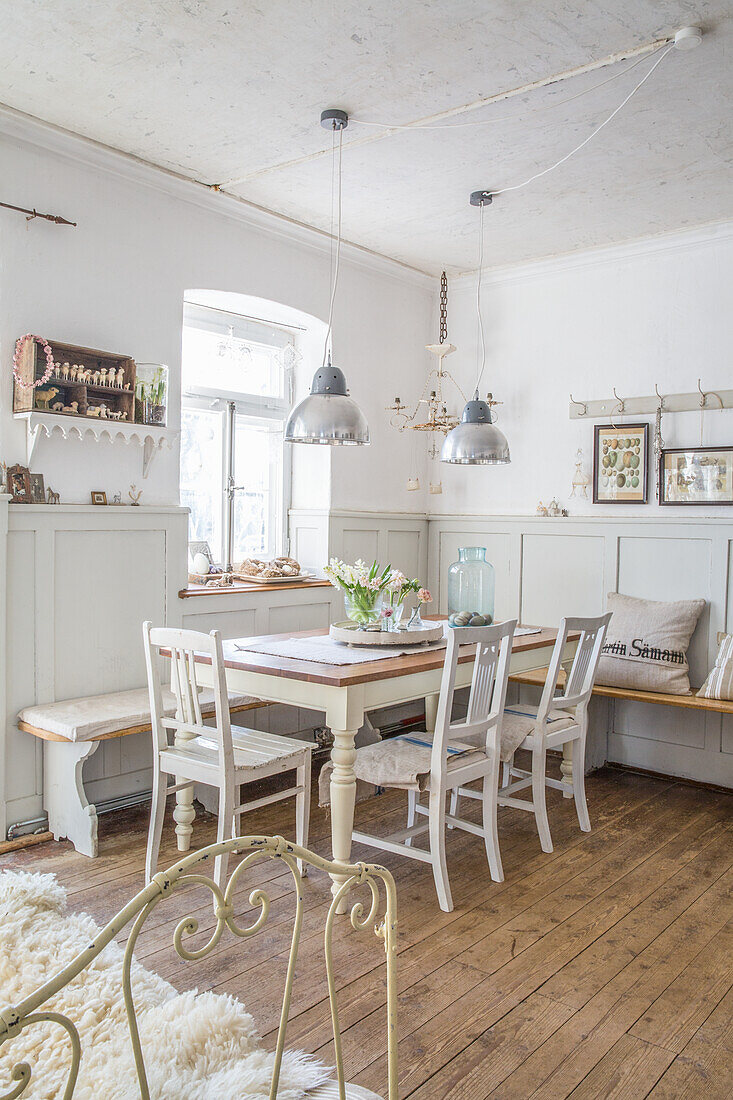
xmin=181 ymin=320 xmax=295 ymax=570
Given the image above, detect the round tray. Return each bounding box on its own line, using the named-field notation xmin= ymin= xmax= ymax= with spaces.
xmin=329 ymin=620 xmax=445 ymax=646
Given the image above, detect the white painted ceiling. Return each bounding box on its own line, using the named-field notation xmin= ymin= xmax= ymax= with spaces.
xmin=2 ymin=1 xmax=732 ymax=274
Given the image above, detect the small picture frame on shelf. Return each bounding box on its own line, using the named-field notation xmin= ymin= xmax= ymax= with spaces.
xmin=659 ymin=446 xmax=733 ymax=505
xmin=29 ymin=473 xmax=46 ymax=504
xmin=593 ymin=423 xmax=649 ymax=504
xmin=8 ymin=465 xmax=32 ymax=503
xmin=90 ymin=490 xmax=108 ymax=506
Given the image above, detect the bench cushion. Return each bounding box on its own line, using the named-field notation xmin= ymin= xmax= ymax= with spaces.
xmin=18 ymin=687 xmax=259 ymax=743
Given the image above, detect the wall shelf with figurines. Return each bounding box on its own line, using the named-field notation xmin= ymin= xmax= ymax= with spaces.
xmin=13 ymin=335 xmax=135 ymax=422
xmin=16 ymin=412 xmax=175 ymax=478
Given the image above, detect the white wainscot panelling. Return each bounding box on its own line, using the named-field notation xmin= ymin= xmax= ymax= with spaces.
xmin=521 ymin=534 xmax=605 ymax=627
xmin=4 ymin=506 xmax=188 ymax=827
xmin=329 ymin=513 xmax=429 ymax=583
xmin=342 ymin=526 xmax=379 ymax=564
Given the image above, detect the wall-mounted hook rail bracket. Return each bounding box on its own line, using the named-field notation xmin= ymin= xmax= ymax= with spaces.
xmin=569 ymin=387 xmax=733 ymax=420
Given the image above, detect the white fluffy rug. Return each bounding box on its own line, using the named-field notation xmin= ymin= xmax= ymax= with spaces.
xmin=0 ymin=871 xmax=332 ymax=1099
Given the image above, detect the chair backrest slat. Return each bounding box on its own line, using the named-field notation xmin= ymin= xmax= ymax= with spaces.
xmin=142 ymin=622 xmax=234 ymax=771
xmin=431 ymin=620 xmax=517 ymax=774
xmin=536 ymin=613 xmax=612 ymax=729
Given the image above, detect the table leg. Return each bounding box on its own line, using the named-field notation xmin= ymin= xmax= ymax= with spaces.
xmin=329 ymin=724 xmax=360 ymax=913
xmin=425 ymin=693 xmax=440 ymax=733
xmin=173 ymin=703 xmax=196 ymax=850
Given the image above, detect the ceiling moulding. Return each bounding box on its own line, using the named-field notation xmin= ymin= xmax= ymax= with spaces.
xmin=451 ymin=220 xmax=733 ymax=289
xmin=0 ymin=103 xmax=433 ymax=289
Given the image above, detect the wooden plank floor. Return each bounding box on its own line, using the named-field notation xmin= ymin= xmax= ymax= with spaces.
xmin=5 ymin=761 xmax=732 ymax=1098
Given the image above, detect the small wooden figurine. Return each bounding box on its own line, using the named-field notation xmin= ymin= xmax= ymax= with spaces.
xmin=128 ymin=484 xmax=142 ymax=506
xmin=61 ymin=362 xmax=70 ymax=380
xmin=99 ymin=368 xmax=107 ymax=386
xmin=86 ymin=407 xmax=101 ymax=418
xmin=117 ymin=367 xmax=125 ymax=387
xmin=47 ymin=487 xmax=60 ymax=504
xmin=35 ymin=387 xmax=60 ymax=410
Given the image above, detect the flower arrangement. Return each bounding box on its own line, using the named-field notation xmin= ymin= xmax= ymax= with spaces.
xmin=325 ymin=558 xmax=430 ymax=628
xmin=324 ymin=558 xmax=393 ymax=625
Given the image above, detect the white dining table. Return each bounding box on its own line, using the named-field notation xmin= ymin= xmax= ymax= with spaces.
xmin=184 ymin=623 xmax=578 ymax=910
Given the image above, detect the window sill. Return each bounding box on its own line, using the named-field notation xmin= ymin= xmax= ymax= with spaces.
xmin=179 ymin=578 xmax=331 ymax=599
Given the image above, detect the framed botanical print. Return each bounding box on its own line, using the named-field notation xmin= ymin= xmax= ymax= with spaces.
xmin=660 ymin=446 xmax=733 ymax=505
xmin=593 ymin=423 xmax=649 ymax=504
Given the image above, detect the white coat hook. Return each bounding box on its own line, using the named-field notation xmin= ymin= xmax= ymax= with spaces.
xmin=654 ymin=382 xmax=665 ymax=410
xmin=609 ymin=387 xmax=625 ymax=430
xmin=697 ymin=378 xmax=723 ymax=409
xmin=569 ymin=393 xmax=588 ymax=416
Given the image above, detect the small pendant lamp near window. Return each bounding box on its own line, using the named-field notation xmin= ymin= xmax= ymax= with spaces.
xmin=441 ymin=191 xmax=510 ymax=465
xmin=285 ymin=109 xmax=370 ymax=446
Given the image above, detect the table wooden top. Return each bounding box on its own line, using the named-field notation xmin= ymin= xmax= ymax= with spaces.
xmin=196 ymin=624 xmax=567 ymax=688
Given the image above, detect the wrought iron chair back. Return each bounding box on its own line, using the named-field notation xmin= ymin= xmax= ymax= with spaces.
xmin=0 ymin=836 xmax=398 ymax=1100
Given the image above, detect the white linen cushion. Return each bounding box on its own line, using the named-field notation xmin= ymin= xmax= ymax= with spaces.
xmin=501 ymin=704 xmax=576 ymax=759
xmin=697 ymin=633 xmax=733 ymax=701
xmin=18 ymin=687 xmax=258 ymax=742
xmin=596 ymin=592 xmax=705 ymax=695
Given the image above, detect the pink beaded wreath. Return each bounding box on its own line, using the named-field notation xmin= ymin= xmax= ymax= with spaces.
xmin=13 ymin=334 xmax=55 ymax=388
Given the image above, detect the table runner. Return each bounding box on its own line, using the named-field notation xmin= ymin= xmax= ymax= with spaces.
xmin=235 ymin=635 xmax=448 ymax=665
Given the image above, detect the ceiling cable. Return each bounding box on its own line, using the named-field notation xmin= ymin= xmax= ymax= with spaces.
xmin=492 ymin=43 xmax=675 ymax=195
xmin=322 ymin=125 xmax=344 ymax=368
xmin=351 ymin=45 xmax=664 ymax=131
xmin=473 ymin=199 xmax=487 ymax=396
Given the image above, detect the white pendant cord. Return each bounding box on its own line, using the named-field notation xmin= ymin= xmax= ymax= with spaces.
xmin=473 ymin=199 xmax=487 ymax=398
xmin=492 ymin=44 xmax=674 ymax=195
xmin=323 ymin=125 xmax=344 ymax=368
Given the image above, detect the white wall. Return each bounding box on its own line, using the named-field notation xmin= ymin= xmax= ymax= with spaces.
xmin=0 ymin=115 xmax=433 ymax=514
xmin=436 ymin=224 xmax=733 ymax=517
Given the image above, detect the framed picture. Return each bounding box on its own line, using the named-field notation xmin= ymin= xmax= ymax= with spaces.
xmin=29 ymin=473 xmax=45 ymax=504
xmin=8 ymin=465 xmax=31 ymax=504
xmin=188 ymin=540 xmax=215 ymax=569
xmin=90 ymin=490 xmax=108 ymax=506
xmin=660 ymin=446 xmax=733 ymax=506
xmin=593 ymin=423 xmax=649 ymax=504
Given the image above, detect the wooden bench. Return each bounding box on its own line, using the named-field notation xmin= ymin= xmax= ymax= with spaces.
xmin=510 ymin=667 xmax=733 ymax=715
xmin=17 ymin=687 xmax=271 ymax=857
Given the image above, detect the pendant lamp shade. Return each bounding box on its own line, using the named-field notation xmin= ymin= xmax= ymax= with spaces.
xmin=285 ymin=361 xmax=370 ymax=445
xmin=441 ymin=395 xmax=510 ymax=465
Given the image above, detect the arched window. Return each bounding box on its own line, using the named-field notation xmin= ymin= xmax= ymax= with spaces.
xmin=180 ymin=290 xmax=313 ymax=570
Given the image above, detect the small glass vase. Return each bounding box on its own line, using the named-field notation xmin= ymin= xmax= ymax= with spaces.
xmin=387 ymin=599 xmax=405 ymax=629
xmin=344 ymin=591 xmax=384 ymax=627
xmin=407 ymin=604 xmax=424 ymax=629
xmin=447 ymin=547 xmax=495 ymax=622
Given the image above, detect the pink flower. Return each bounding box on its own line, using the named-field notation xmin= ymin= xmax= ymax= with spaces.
xmin=418 ymin=588 xmax=432 ymax=604
xmin=380 ymin=606 xmax=393 ymax=619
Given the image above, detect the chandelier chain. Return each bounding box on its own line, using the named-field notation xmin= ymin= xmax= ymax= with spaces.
xmin=439 ymin=271 xmax=448 ymax=344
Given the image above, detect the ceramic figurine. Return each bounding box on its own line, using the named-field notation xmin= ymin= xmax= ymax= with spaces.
xmin=547 ymin=497 xmax=561 ymax=516
xmin=128 ymin=484 xmax=142 ymax=506
xmin=99 ymin=404 xmax=109 ymax=418
xmin=86 ymin=407 xmax=101 ymax=418
xmin=93 ymin=370 xmax=101 ymax=385
xmin=112 ymin=491 xmax=122 ymax=505
xmin=117 ymin=367 xmax=125 ymax=387
xmin=69 ymin=366 xmax=78 ymax=382
xmin=35 ymin=387 xmax=60 ymax=410
xmin=61 ymin=362 xmax=70 ymax=380
xmin=120 ymin=411 xmax=128 ymax=420
xmin=51 ymin=402 xmax=63 ymax=411
xmin=536 ymin=501 xmax=548 ymax=516
xmin=124 ymin=382 xmax=131 ymax=390
xmin=46 ymin=487 xmax=60 ymax=504
xmin=100 ymin=368 xmax=108 ymax=386
xmin=53 ymin=362 xmax=61 ymax=378
xmin=570 ymin=448 xmax=591 ymax=498
xmin=62 ymin=401 xmax=79 ymax=413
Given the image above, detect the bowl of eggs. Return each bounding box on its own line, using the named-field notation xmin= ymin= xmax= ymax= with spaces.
xmin=447 ymin=610 xmax=493 ymax=628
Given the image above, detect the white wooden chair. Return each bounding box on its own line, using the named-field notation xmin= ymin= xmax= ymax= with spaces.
xmin=143 ymin=623 xmax=312 ymax=887
xmin=452 ymin=613 xmax=611 ymax=854
xmin=349 ymin=620 xmax=516 ymax=912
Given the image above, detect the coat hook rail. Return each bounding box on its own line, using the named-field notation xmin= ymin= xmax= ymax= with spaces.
xmin=569 ymin=385 xmax=733 ymax=420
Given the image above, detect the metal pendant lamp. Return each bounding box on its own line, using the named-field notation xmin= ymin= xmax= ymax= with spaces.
xmin=285 ymin=109 xmax=369 ymax=447
xmin=442 ymin=191 xmax=510 ymax=466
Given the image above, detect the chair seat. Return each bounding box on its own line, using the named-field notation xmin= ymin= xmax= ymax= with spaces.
xmin=160 ymin=725 xmax=312 ymax=776
xmin=501 ymin=704 xmax=576 ymax=758
xmin=351 ymin=731 xmax=485 ymax=793
xmin=17 ymin=686 xmax=259 ymax=743
xmin=309 ymin=1083 xmax=383 ymax=1099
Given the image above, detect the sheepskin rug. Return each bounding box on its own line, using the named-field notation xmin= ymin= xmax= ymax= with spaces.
xmin=0 ymin=871 xmax=332 ymax=1099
